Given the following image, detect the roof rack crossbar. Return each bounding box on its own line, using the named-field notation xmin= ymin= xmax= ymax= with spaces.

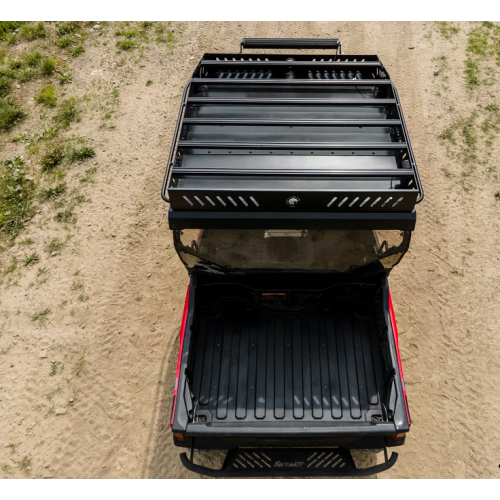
xmin=187 ymin=98 xmax=397 ymax=105
xmin=178 ymin=141 xmax=408 ymax=150
xmin=172 ymin=168 xmax=414 ymax=177
xmin=182 ymin=118 xmax=402 ymax=126
xmin=200 ymin=60 xmax=382 ymax=68
xmin=191 ymin=78 xmax=391 ymax=85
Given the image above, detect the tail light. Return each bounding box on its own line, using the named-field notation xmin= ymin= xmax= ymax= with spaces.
xmin=394 ymin=432 xmax=406 ymax=440
xmin=174 ymin=432 xmax=186 ymax=442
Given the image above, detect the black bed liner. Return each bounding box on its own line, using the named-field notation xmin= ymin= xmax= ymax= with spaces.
xmin=191 ymin=297 xmax=387 ymax=424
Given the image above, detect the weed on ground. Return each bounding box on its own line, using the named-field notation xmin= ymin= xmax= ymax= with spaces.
xmin=0 ymin=156 xmax=36 ymax=239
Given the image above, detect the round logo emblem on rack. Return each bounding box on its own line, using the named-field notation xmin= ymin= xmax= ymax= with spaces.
xmin=286 ymin=196 xmax=300 ymax=208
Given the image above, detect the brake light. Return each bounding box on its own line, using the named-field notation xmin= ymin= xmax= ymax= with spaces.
xmin=394 ymin=432 xmax=406 ymax=440
xmin=174 ymin=432 xmax=186 ymax=442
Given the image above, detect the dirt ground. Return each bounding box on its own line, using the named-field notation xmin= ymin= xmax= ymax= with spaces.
xmin=1 ymin=21 xmax=500 ymax=479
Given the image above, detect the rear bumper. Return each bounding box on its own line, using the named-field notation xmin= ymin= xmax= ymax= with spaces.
xmin=177 ymin=421 xmax=401 ymax=451
xmin=180 ymin=446 xmax=398 ymax=477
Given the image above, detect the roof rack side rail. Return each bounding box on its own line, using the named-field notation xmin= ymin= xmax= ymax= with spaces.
xmin=391 ymin=84 xmax=424 ymax=203
xmin=162 ymin=80 xmax=191 ymax=204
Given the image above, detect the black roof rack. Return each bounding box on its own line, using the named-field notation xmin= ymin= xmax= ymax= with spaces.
xmin=162 ymin=38 xmax=423 ymax=231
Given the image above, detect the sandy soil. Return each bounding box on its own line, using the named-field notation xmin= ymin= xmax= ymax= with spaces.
xmin=1 ymin=21 xmax=499 ymax=479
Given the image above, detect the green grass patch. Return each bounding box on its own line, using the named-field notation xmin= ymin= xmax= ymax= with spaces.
xmin=16 ymin=68 xmax=37 ymax=82
xmin=53 ymin=97 xmax=79 ymax=127
xmin=56 ymin=71 xmax=72 ymax=85
xmin=70 ymin=45 xmax=85 ymax=57
xmin=57 ymin=35 xmax=77 ymax=48
xmin=0 ymin=77 xmax=11 ymax=98
xmin=67 ymin=146 xmax=95 ymax=163
xmin=23 ymin=252 xmax=40 ymax=266
xmin=56 ymin=22 xmax=79 ymax=36
xmin=23 ymin=50 xmax=43 ymax=67
xmin=8 ymin=59 xmax=22 ymax=70
xmin=36 ymin=84 xmax=57 ymax=108
xmin=465 ymin=59 xmax=479 ymax=89
xmin=80 ymin=166 xmax=97 ymax=183
xmin=0 ymin=156 xmax=36 ymax=239
xmin=465 ymin=22 xmax=500 ymax=90
xmin=437 ymin=22 xmax=460 ymax=39
xmin=71 ymin=279 xmax=84 ymax=291
xmin=45 ymin=237 xmax=66 ymax=254
xmin=117 ymin=40 xmax=135 ymax=51
xmin=41 ymin=57 xmax=56 ymax=76
xmin=19 ymin=22 xmax=46 ymax=40
xmin=155 ymin=23 xmax=176 ymax=44
xmin=115 ymin=29 xmax=138 ymax=38
xmin=0 ymin=97 xmax=26 ymax=131
xmin=41 ymin=183 xmax=66 ymax=201
xmin=30 ymin=308 xmax=51 ymax=328
xmin=0 ymin=22 xmax=24 ymax=40
xmin=3 ymin=256 xmax=18 ymax=274
xmin=41 ymin=146 xmax=64 ymax=172
xmin=55 ymin=210 xmax=76 ymax=224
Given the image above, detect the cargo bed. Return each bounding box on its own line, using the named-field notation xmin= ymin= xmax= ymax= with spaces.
xmin=191 ymin=289 xmax=386 ymax=424
xmin=172 ymin=270 xmax=410 ymax=454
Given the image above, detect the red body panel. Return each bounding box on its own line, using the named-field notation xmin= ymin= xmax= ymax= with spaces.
xmin=170 ymin=285 xmax=190 ymax=426
xmin=388 ymin=290 xmax=411 ymax=426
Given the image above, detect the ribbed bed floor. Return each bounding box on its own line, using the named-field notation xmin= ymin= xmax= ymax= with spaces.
xmin=191 ymin=299 xmax=386 ymax=423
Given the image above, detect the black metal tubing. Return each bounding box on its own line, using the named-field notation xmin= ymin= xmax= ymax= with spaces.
xmin=183 ymin=118 xmax=402 ymax=126
xmin=178 ymin=141 xmax=407 ymax=150
xmin=187 ymin=97 xmax=396 ymax=105
xmin=180 ymin=448 xmax=398 ymax=478
xmin=240 ymin=38 xmax=341 ymax=52
xmin=168 ymin=209 xmax=417 ymax=231
xmin=391 ymin=84 xmax=424 ymax=203
xmin=204 ymin=53 xmax=379 ymax=62
xmin=173 ymin=168 xmax=414 ymax=177
xmin=201 ymin=60 xmax=381 ymax=68
xmin=161 ymin=80 xmax=191 ymax=203
xmin=191 ymin=78 xmax=390 ymax=85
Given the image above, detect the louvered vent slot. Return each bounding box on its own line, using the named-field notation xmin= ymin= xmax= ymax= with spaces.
xmin=183 ymin=196 xmax=194 ymax=207
xmin=306 ymin=451 xmax=346 ymax=469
